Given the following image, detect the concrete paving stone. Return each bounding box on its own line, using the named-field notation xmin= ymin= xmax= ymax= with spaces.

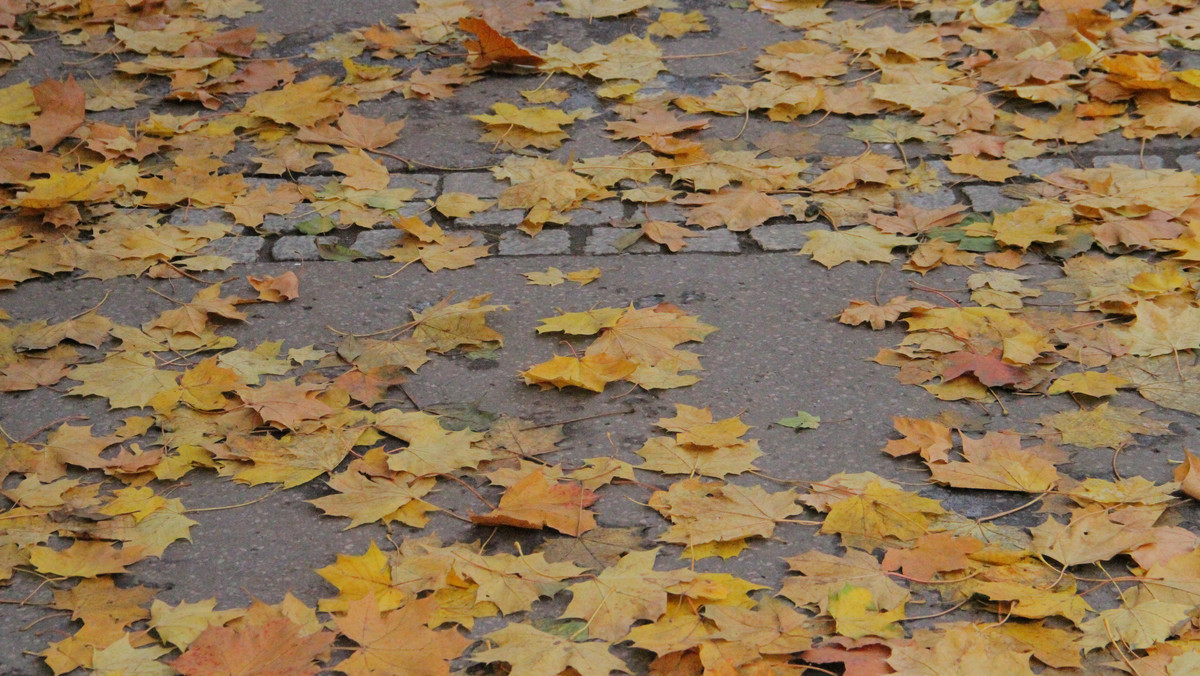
xmin=388 ymin=173 xmax=440 ymax=199
xmin=351 ymin=229 xmax=405 ymax=260
xmin=901 ymin=188 xmax=961 ymax=209
xmin=199 ymin=235 xmax=265 ymax=263
xmin=749 ymin=223 xmax=818 ymax=251
xmin=644 ymin=202 xmax=688 ymax=222
xmin=566 ymin=200 xmax=625 ymax=226
xmin=584 ymin=227 xmax=662 ymax=254
xmin=925 ymin=159 xmax=976 ymax=184
xmin=498 ymin=230 xmax=571 ymax=256
xmin=1092 ymin=154 xmax=1165 ymax=170
xmin=443 ymin=171 xmax=506 ymax=198
xmin=1177 ymin=154 xmax=1200 ymax=172
xmin=1014 ymin=157 xmax=1075 ymax=175
xmin=352 ymin=229 xmax=487 ymax=260
xmin=165 ymin=206 xmax=245 ymax=233
xmin=680 ymin=228 xmax=740 ymax=253
xmin=456 ymin=207 xmax=526 ymax=227
xmin=271 ymin=235 xmax=337 ymax=261
xmin=963 ymin=185 xmax=1026 ymax=213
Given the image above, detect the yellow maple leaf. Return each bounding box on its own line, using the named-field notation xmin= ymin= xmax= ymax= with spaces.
xmin=800 ymin=227 xmax=918 ymax=268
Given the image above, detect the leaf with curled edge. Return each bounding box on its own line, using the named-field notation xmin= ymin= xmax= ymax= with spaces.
xmin=471 ymin=468 xmax=598 ymax=536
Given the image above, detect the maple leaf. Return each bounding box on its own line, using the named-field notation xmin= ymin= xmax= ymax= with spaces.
xmin=562 ymin=549 xmax=694 ymax=641
xmin=236 ymin=379 xmax=332 ymax=430
xmin=538 ymin=527 xmax=647 ymax=569
xmin=677 ymin=187 xmax=784 ymax=231
xmin=840 ymin=297 xmax=933 ymax=330
xmin=828 ymin=586 xmax=905 ymax=640
xmin=150 ymin=599 xmax=245 ymax=651
xmin=636 ymin=436 xmax=762 ymax=478
xmin=471 ymin=468 xmax=598 ymax=536
xmin=650 ymin=478 xmax=804 ymax=546
xmin=172 ymin=615 xmax=334 ymax=676
xmin=296 ymin=111 xmax=405 ymax=150
xmin=472 ymin=622 xmax=629 ymax=676
xmin=928 ymin=437 xmax=1059 ymax=493
xmin=411 ymin=294 xmax=505 ymax=353
xmin=781 ymin=550 xmax=909 ymax=613
xmin=887 ymin=624 xmax=1036 ymax=675
xmin=963 ymin=580 xmax=1091 ymax=624
xmin=943 ymin=155 xmax=1020 ymax=182
xmin=316 ymin=541 xmax=406 ymax=613
xmin=376 ymin=409 xmax=491 ymax=476
xmin=820 ymin=481 xmax=946 ymax=549
xmin=1078 ymin=598 xmax=1192 ymax=651
xmin=882 ymin=533 xmax=982 ymax=582
xmin=336 ymin=595 xmax=470 ymax=676
xmin=939 ymin=348 xmax=1028 ymax=388
xmin=30 ymin=76 xmax=85 ymax=149
xmin=68 ymin=352 xmax=180 ymax=409
xmin=310 ymin=471 xmax=437 ymax=529
xmin=459 ymin=17 xmax=544 ymax=70
xmin=1030 ymin=504 xmax=1161 ymax=566
xmin=882 ymin=417 xmax=953 ymax=463
xmin=800 ymin=227 xmax=917 ymax=268
xmin=29 ymin=541 xmax=146 ymax=578
xmin=1038 ymin=403 xmax=1171 ymax=449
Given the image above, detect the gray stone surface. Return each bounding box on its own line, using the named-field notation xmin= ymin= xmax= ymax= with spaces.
xmin=585 ymin=227 xmax=663 ymax=254
xmin=389 ymin=173 xmax=440 ymax=199
xmin=455 ymin=207 xmax=526 ymax=227
xmin=750 ymin=223 xmax=817 ymax=251
xmin=351 ymin=229 xmax=405 ymax=259
xmin=498 ymin=229 xmax=571 ymax=255
xmin=901 ymin=188 xmax=961 ymax=209
xmin=1177 ymin=154 xmax=1200 ymax=172
xmin=200 ymin=236 xmax=264 ymax=263
xmin=1014 ymin=157 xmax=1076 ymax=175
xmin=270 ymin=235 xmax=337 ymax=261
xmin=443 ymin=172 xmax=507 ymax=198
xmin=1092 ymin=154 xmax=1165 ymax=170
xmin=963 ymin=185 xmax=1026 ymax=213
xmin=565 ymin=200 xmax=625 ymax=226
xmin=681 ymin=228 xmax=741 ymax=253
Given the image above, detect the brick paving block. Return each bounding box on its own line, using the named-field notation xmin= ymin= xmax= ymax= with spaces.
xmin=749 ymin=223 xmax=815 ymax=252
xmin=585 ymin=228 xmax=661 ymax=255
xmin=566 ymin=200 xmax=625 ymax=226
xmin=963 ymin=185 xmax=1025 ymax=213
xmin=271 ymin=235 xmax=336 ymax=261
xmin=389 ymin=173 xmax=439 ymax=199
xmin=200 ymin=236 xmax=263 ymax=263
xmin=901 ymin=188 xmax=960 ymax=209
xmin=498 ymin=230 xmax=570 ymax=255
xmin=682 ymin=229 xmax=740 ymax=253
xmin=443 ymin=172 xmax=506 ymax=198
xmin=1014 ymin=157 xmax=1075 ymax=176
xmin=1177 ymin=155 xmax=1200 ymax=172
xmin=1092 ymin=155 xmax=1165 ymax=170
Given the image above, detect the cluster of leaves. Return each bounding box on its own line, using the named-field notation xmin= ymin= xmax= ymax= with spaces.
xmin=6 ymin=0 xmax=1200 ymax=674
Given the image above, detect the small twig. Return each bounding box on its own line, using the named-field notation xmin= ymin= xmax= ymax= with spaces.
xmin=976 ymin=493 xmax=1045 ymax=522
xmin=899 ymin=599 xmax=969 ymax=621
xmin=439 ymin=474 xmax=496 ymax=510
xmin=184 ymin=487 xmax=281 ymax=513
